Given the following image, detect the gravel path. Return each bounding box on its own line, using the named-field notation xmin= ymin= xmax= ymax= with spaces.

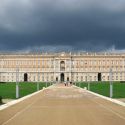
xmin=0 ymin=84 xmax=125 ymax=125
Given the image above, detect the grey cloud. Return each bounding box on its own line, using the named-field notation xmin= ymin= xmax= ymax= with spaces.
xmin=0 ymin=0 xmax=125 ymax=52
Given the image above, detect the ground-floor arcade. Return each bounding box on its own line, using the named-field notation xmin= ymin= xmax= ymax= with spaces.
xmin=0 ymin=71 xmax=125 ymax=82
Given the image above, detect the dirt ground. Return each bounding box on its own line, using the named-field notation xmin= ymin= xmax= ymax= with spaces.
xmin=0 ymin=84 xmax=125 ymax=125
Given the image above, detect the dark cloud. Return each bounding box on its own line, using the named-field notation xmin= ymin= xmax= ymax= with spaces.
xmin=0 ymin=0 xmax=125 ymax=52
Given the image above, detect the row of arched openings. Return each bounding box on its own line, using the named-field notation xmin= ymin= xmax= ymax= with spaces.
xmin=23 ymin=73 xmax=102 ymax=82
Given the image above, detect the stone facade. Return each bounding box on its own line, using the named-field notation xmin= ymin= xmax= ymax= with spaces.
xmin=0 ymin=52 xmax=125 ymax=82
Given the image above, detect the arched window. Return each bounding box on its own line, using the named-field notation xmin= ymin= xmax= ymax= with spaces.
xmin=60 ymin=61 xmax=65 ymax=71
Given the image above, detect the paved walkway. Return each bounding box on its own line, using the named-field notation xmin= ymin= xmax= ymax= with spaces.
xmin=0 ymin=84 xmax=125 ymax=125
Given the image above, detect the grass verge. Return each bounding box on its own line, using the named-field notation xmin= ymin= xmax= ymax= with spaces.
xmin=76 ymin=82 xmax=125 ymax=98
xmin=0 ymin=82 xmax=51 ymax=99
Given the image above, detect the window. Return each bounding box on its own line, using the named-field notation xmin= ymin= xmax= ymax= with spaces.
xmin=60 ymin=61 xmax=65 ymax=71
xmin=81 ymin=76 xmax=83 ymax=81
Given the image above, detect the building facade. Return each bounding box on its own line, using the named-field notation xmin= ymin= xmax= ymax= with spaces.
xmin=0 ymin=52 xmax=125 ymax=82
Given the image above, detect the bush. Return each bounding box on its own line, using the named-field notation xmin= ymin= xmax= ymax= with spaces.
xmin=0 ymin=96 xmax=3 ymax=104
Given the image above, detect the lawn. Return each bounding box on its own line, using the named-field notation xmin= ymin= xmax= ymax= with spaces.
xmin=0 ymin=82 xmax=51 ymax=99
xmin=76 ymin=82 xmax=125 ymax=98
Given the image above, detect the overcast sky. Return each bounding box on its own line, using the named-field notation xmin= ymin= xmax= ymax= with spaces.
xmin=0 ymin=0 xmax=125 ymax=52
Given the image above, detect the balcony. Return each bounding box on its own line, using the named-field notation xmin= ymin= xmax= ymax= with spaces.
xmin=60 ymin=67 xmax=65 ymax=71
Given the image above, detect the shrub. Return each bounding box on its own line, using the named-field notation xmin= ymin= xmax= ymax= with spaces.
xmin=0 ymin=96 xmax=3 ymax=104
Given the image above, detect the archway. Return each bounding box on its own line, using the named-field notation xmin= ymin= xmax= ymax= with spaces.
xmin=56 ymin=77 xmax=58 ymax=82
xmin=98 ymin=73 xmax=101 ymax=81
xmin=60 ymin=73 xmax=64 ymax=82
xmin=67 ymin=77 xmax=69 ymax=81
xmin=24 ymin=73 xmax=28 ymax=82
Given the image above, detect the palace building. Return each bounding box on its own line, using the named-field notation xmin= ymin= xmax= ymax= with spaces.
xmin=0 ymin=52 xmax=125 ymax=82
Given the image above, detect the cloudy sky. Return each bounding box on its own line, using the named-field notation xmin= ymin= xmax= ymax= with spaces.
xmin=0 ymin=0 xmax=125 ymax=52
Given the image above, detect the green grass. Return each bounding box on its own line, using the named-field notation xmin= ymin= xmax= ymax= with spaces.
xmin=0 ymin=82 xmax=51 ymax=99
xmin=1 ymin=82 xmax=125 ymax=99
xmin=76 ymin=82 xmax=125 ymax=98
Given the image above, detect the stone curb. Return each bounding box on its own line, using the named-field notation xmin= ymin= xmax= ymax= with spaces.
xmin=73 ymin=85 xmax=125 ymax=107
xmin=0 ymin=87 xmax=47 ymax=111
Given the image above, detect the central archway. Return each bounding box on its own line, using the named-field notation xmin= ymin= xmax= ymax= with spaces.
xmin=60 ymin=73 xmax=64 ymax=82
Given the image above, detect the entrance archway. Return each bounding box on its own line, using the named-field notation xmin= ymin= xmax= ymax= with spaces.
xmin=67 ymin=77 xmax=69 ymax=81
xmin=56 ymin=77 xmax=58 ymax=82
xmin=60 ymin=73 xmax=64 ymax=82
xmin=24 ymin=73 xmax=28 ymax=82
xmin=98 ymin=73 xmax=101 ymax=81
